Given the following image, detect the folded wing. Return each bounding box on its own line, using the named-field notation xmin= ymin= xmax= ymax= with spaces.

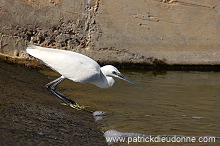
xmin=27 ymin=45 xmax=101 ymax=82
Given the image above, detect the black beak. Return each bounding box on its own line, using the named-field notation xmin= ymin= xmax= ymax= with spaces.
xmin=116 ymin=72 xmax=142 ymax=88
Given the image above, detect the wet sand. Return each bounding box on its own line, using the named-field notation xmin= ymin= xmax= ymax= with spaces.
xmin=0 ymin=61 xmax=106 ymax=145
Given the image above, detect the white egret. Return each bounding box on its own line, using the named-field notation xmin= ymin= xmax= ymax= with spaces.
xmin=26 ymin=45 xmax=141 ymax=109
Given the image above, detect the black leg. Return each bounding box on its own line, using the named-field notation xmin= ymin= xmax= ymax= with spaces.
xmin=46 ymin=76 xmax=76 ymax=105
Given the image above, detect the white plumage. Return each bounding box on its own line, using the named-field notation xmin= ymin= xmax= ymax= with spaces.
xmin=27 ymin=45 xmax=100 ymax=83
xmin=26 ymin=45 xmax=140 ymax=108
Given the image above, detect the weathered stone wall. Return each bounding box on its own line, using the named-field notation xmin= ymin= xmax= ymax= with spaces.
xmin=0 ymin=0 xmax=220 ymax=66
xmin=0 ymin=0 xmax=92 ymax=56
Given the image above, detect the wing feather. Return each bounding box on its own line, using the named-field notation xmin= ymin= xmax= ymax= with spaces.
xmin=27 ymin=45 xmax=100 ymax=82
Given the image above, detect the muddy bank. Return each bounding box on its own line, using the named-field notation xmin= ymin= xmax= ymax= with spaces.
xmin=0 ymin=61 xmax=106 ymax=145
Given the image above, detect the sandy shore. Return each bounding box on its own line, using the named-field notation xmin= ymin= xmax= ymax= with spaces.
xmin=0 ymin=61 xmax=106 ymax=145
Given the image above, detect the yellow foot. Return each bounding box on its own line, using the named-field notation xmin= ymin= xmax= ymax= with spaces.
xmin=69 ymin=103 xmax=89 ymax=110
xmin=61 ymin=103 xmax=89 ymax=110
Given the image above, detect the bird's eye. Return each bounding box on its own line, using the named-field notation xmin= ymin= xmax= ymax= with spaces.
xmin=112 ymin=71 xmax=116 ymax=75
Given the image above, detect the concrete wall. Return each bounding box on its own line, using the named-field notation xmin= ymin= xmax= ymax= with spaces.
xmin=92 ymin=0 xmax=220 ymax=65
xmin=0 ymin=0 xmax=220 ymax=66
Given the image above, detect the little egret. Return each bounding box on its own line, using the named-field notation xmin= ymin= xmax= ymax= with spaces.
xmin=27 ymin=45 xmax=141 ymax=109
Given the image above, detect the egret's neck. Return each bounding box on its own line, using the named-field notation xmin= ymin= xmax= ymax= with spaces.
xmin=89 ymin=69 xmax=115 ymax=88
xmin=104 ymin=75 xmax=115 ymax=88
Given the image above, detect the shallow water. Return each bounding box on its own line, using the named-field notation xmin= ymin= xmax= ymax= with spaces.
xmin=42 ymin=69 xmax=220 ymax=139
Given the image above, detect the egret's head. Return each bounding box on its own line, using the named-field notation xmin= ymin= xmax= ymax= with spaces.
xmin=101 ymin=65 xmax=141 ymax=88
